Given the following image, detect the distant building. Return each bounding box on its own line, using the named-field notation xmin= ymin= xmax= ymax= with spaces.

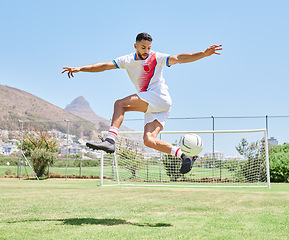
xmin=60 ymin=143 xmax=82 ymax=155
xmin=0 ymin=142 xmax=19 ymax=156
xmin=224 ymin=155 xmax=244 ymax=161
xmin=0 ymin=130 xmax=9 ymax=139
xmin=204 ymin=151 xmax=224 ymax=160
xmin=268 ymin=137 xmax=278 ymax=146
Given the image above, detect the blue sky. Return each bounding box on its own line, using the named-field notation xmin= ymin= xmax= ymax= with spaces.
xmin=1 ymin=0 xmax=289 ymax=146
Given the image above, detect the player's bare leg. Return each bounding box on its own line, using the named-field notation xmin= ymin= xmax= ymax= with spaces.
xmin=86 ymin=94 xmax=148 ymax=153
xmin=143 ymin=120 xmax=197 ymax=174
xmin=143 ymin=120 xmax=171 ymax=154
xmin=86 ymin=95 xmax=196 ymax=174
xmin=111 ymin=94 xmax=148 ymax=129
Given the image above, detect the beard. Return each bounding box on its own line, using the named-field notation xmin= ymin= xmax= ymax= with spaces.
xmin=137 ymin=51 xmax=149 ymax=60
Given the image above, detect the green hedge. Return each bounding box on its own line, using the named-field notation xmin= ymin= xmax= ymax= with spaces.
xmin=269 ymin=143 xmax=289 ymax=183
xmin=0 ymin=155 xmax=19 ymax=166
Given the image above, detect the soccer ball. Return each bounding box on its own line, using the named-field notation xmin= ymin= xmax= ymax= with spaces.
xmin=180 ymin=134 xmax=203 ymax=157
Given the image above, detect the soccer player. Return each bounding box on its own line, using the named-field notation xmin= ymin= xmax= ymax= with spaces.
xmin=62 ymin=33 xmax=222 ymax=174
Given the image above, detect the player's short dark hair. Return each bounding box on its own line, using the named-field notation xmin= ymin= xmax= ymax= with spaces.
xmin=136 ymin=32 xmax=153 ymax=42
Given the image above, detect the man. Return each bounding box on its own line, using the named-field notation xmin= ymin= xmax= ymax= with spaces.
xmin=62 ymin=33 xmax=222 ymax=174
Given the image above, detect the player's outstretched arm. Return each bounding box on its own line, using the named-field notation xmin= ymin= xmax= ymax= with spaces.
xmin=62 ymin=61 xmax=117 ymax=78
xmin=168 ymin=44 xmax=222 ymax=66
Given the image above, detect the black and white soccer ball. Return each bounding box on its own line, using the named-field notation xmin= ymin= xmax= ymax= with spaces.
xmin=180 ymin=134 xmax=203 ymax=157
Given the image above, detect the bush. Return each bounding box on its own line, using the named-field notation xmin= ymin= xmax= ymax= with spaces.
xmin=30 ymin=149 xmax=56 ymax=177
xmin=5 ymin=169 xmax=13 ymax=176
xmin=236 ymin=138 xmax=267 ymax=182
xmin=51 ymin=159 xmax=68 ymax=168
xmin=269 ymin=144 xmax=289 ymax=183
xmin=49 ymin=158 xmax=100 ymax=168
xmin=73 ymin=159 xmax=100 ymax=167
xmin=0 ymin=155 xmax=19 ymax=166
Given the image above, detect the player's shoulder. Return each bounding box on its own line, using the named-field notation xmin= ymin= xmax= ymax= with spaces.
xmin=116 ymin=53 xmax=135 ymax=62
xmin=155 ymin=51 xmax=170 ymax=59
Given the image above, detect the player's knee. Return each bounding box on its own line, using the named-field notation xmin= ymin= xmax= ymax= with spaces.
xmin=114 ymin=99 xmax=124 ymax=109
xmin=143 ymin=134 xmax=155 ymax=148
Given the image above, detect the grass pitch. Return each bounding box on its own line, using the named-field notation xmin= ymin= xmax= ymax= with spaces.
xmin=0 ymin=179 xmax=288 ymax=240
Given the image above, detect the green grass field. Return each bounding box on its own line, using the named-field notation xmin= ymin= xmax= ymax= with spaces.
xmin=0 ymin=179 xmax=288 ymax=240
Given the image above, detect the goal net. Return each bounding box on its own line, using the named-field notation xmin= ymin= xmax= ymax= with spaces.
xmin=99 ymin=129 xmax=270 ymax=188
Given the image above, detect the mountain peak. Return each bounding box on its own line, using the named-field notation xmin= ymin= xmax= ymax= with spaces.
xmin=66 ymin=96 xmax=89 ymax=108
xmin=65 ymin=96 xmax=110 ymax=129
xmin=65 ymin=96 xmax=131 ymax=132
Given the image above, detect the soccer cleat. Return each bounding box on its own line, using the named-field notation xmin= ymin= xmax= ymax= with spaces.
xmin=180 ymin=154 xmax=197 ymax=174
xmin=86 ymin=139 xmax=115 ymax=154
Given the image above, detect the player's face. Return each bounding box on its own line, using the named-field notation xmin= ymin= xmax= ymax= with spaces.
xmin=134 ymin=40 xmax=152 ymax=60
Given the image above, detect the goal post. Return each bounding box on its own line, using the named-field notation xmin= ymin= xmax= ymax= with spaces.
xmin=100 ymin=129 xmax=270 ymax=188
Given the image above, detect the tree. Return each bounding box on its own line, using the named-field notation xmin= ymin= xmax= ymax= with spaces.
xmin=18 ymin=129 xmax=59 ymax=177
xmin=19 ymin=129 xmax=59 ymax=157
xmin=235 ymin=138 xmax=267 ymax=182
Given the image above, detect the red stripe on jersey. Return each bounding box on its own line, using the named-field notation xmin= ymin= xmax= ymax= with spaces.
xmin=109 ymin=130 xmax=118 ymax=136
xmin=139 ymin=52 xmax=157 ymax=92
xmin=175 ymin=148 xmax=180 ymax=157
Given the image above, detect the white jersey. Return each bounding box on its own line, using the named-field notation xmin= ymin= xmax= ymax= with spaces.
xmin=113 ymin=51 xmax=170 ymax=92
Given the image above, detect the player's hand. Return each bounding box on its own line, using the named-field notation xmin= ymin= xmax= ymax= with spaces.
xmin=204 ymin=45 xmax=222 ymax=57
xmin=62 ymin=67 xmax=80 ymax=78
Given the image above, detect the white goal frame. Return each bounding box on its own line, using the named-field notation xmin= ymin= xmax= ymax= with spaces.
xmin=100 ymin=129 xmax=270 ymax=188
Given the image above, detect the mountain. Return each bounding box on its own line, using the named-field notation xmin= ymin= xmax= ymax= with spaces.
xmin=65 ymin=96 xmax=110 ymax=130
xmin=65 ymin=96 xmax=131 ymax=131
xmin=0 ymin=85 xmax=97 ymax=138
